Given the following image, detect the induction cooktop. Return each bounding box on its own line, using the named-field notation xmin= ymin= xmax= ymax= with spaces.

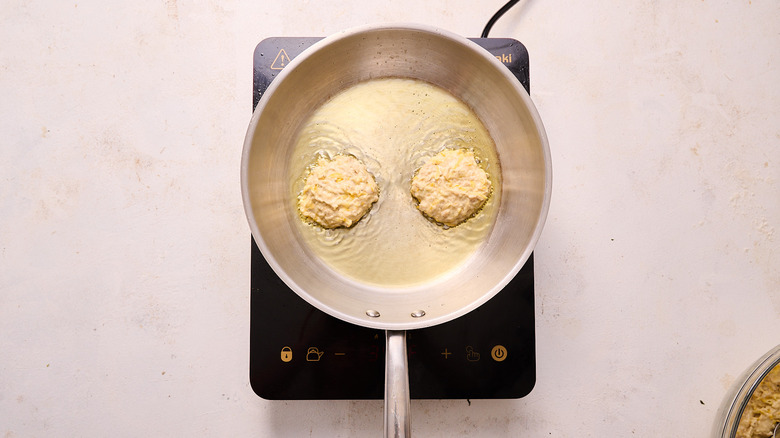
xmin=249 ymin=37 xmax=535 ymax=400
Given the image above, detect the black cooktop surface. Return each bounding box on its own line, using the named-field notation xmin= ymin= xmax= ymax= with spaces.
xmin=249 ymin=37 xmax=535 ymax=400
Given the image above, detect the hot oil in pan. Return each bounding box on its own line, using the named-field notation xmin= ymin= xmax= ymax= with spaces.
xmin=289 ymin=78 xmax=501 ymax=287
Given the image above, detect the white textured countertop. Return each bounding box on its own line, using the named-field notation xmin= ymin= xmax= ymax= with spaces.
xmin=1 ymin=1 xmax=778 ymax=436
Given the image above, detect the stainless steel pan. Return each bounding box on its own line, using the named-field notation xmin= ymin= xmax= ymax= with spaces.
xmin=241 ymin=24 xmax=551 ymax=437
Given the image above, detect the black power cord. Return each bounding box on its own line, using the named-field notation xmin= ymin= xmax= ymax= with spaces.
xmin=481 ymin=0 xmax=522 ymax=37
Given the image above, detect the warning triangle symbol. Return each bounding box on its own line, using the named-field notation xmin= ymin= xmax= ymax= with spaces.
xmin=270 ymin=49 xmax=291 ymax=70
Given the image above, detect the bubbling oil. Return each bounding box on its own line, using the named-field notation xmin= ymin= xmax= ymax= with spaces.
xmin=289 ymin=78 xmax=500 ymax=287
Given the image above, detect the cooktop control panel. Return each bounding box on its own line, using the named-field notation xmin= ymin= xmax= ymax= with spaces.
xmin=249 ymin=37 xmax=535 ymax=400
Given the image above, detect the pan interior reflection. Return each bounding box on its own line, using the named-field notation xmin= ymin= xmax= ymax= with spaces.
xmin=288 ymin=78 xmax=501 ymax=287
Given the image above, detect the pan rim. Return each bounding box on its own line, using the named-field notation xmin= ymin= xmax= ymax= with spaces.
xmin=241 ymin=23 xmax=552 ymax=330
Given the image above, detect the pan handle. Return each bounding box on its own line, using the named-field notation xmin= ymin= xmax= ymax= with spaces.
xmin=384 ymin=330 xmax=411 ymax=438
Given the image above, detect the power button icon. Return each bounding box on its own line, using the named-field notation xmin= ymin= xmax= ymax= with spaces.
xmin=491 ymin=345 xmax=508 ymax=362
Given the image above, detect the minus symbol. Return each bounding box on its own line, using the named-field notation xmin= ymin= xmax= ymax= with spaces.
xmin=334 ymin=352 xmax=346 ymax=356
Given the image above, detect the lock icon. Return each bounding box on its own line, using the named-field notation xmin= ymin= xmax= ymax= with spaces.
xmin=280 ymin=346 xmax=292 ymax=363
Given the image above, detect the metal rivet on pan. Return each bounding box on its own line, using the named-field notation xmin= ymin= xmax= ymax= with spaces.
xmin=366 ymin=310 xmax=380 ymax=318
xmin=411 ymin=310 xmax=426 ymax=318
